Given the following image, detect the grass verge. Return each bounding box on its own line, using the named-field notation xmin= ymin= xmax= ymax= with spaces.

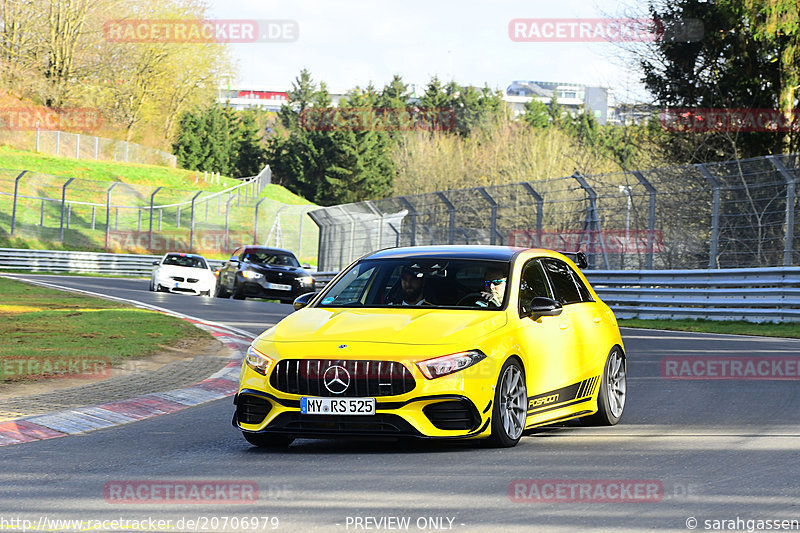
xmin=618 ymin=318 xmax=800 ymax=339
xmin=0 ymin=276 xmax=210 ymax=382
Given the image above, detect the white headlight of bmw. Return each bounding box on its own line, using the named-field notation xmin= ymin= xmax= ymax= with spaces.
xmin=242 ymin=271 xmax=263 ymax=279
xmin=297 ymin=276 xmax=314 ymax=285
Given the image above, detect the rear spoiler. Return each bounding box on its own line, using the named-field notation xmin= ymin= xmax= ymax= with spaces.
xmin=560 ymin=251 xmax=588 ymax=269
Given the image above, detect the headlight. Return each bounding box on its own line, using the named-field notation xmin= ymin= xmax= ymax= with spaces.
xmin=242 ymin=271 xmax=263 ymax=279
xmin=297 ymin=276 xmax=314 ymax=285
xmin=245 ymin=345 xmax=274 ymax=375
xmin=416 ymin=350 xmax=486 ymax=379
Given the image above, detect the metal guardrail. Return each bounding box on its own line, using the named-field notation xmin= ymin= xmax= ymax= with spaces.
xmin=1 ymin=249 xmax=797 ymax=322
xmin=0 ymin=248 xmax=224 ymax=277
xmin=312 ymin=267 xmax=800 ymax=323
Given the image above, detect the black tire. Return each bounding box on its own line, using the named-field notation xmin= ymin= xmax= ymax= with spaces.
xmin=215 ymin=282 xmax=230 ymax=298
xmin=232 ymin=283 xmax=246 ymax=300
xmin=581 ymin=347 xmax=626 ymax=426
xmin=485 ymin=358 xmax=527 ymax=448
xmin=242 ymin=432 xmax=293 ymax=448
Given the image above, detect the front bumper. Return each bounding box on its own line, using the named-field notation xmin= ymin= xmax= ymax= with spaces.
xmin=233 ymin=357 xmax=498 ymax=440
xmin=236 ymin=273 xmax=314 ymax=301
xmin=156 ymin=277 xmax=213 ymax=295
xmin=233 ymin=389 xmax=490 ymax=440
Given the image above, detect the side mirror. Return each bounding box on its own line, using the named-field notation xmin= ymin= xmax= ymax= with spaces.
xmin=521 ymin=297 xmax=563 ymax=320
xmin=152 ymin=260 xmax=160 ymax=265
xmin=302 ymin=263 xmax=311 ymax=269
xmin=229 ymin=259 xmax=240 ymax=266
xmin=293 ymin=292 xmax=317 ymax=311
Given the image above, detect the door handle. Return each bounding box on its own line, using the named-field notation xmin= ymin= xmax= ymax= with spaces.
xmin=559 ymin=321 xmax=570 ymax=330
xmin=593 ymin=316 xmax=601 ymax=323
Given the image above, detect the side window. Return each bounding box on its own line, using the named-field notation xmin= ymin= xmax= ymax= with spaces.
xmin=571 ymin=270 xmax=593 ymax=302
xmin=231 ymin=248 xmax=242 ymax=262
xmin=518 ymin=260 xmax=552 ymax=315
xmin=541 ymin=259 xmax=583 ymax=305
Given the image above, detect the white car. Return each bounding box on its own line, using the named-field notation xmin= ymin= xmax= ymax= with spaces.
xmin=150 ymin=252 xmax=216 ymax=297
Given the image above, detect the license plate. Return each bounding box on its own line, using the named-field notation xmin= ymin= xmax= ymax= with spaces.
xmin=267 ymin=282 xmax=292 ymax=291
xmin=300 ymin=397 xmax=376 ymax=415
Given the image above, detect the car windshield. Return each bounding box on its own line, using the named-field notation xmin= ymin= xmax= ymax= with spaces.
xmin=162 ymin=255 xmax=207 ymax=269
xmin=318 ymin=258 xmax=510 ymax=309
xmin=245 ymin=251 xmax=300 ymax=267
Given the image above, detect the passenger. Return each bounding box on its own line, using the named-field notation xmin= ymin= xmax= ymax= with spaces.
xmin=479 ymin=267 xmax=507 ymax=308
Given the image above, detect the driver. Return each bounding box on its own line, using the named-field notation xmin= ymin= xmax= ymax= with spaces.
xmin=395 ymin=265 xmax=427 ymax=305
xmin=478 ymin=267 xmax=507 ymax=308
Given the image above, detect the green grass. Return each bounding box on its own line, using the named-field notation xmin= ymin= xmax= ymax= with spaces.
xmin=0 ymin=277 xmax=210 ymax=381
xmin=618 ymin=318 xmax=800 ymax=339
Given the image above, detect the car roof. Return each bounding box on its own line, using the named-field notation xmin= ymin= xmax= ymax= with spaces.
xmin=366 ymin=245 xmax=526 ymax=262
xmin=164 ymin=252 xmax=205 ymax=259
xmin=240 ymin=246 xmax=296 ymax=255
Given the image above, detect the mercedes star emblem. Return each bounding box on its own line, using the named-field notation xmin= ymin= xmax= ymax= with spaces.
xmin=323 ymin=365 xmax=350 ymax=394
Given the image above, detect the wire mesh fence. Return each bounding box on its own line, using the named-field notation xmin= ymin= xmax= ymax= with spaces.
xmin=0 ymin=166 xmax=318 ymax=264
xmin=0 ymin=128 xmax=177 ymax=167
xmin=309 ymin=154 xmax=800 ymax=271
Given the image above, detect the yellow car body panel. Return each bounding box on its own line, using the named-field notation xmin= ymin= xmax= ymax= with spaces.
xmin=234 ymin=246 xmax=625 ymax=443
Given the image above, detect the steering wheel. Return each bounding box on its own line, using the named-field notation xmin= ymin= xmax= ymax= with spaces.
xmin=455 ymin=292 xmax=487 ymax=306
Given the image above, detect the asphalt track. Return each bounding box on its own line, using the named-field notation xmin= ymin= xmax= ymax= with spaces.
xmin=1 ymin=274 xmax=800 ymax=532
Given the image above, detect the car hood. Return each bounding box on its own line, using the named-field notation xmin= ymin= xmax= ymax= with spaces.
xmin=261 ymin=307 xmax=507 ymax=346
xmin=248 ymin=263 xmax=309 ymax=275
xmin=156 ymin=265 xmax=212 ymax=277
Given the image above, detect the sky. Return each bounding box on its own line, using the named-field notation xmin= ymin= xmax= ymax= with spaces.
xmin=206 ymin=0 xmax=654 ymax=102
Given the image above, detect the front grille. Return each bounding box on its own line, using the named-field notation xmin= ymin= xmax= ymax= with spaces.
xmin=423 ymin=400 xmax=480 ymax=431
xmin=261 ymin=412 xmax=419 ymax=436
xmin=236 ymin=394 xmax=272 ymax=424
xmin=270 ymin=359 xmax=416 ymax=397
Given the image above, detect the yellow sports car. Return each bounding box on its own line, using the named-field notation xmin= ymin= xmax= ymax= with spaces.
xmin=233 ymin=245 xmax=626 ymax=448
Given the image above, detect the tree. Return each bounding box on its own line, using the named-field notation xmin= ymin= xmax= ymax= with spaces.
xmin=522 ymin=98 xmax=550 ymax=129
xmin=640 ymin=0 xmax=791 ymax=161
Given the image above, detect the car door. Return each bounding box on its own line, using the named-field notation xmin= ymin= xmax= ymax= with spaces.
xmin=222 ymin=247 xmax=243 ymax=290
xmin=540 ymin=258 xmax=601 ymax=385
xmin=516 ymin=259 xmax=582 ymax=405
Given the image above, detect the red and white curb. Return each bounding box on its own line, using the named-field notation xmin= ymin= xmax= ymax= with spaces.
xmin=0 ymin=277 xmax=258 ymax=447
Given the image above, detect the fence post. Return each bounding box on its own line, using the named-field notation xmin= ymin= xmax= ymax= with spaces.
xmin=95 ymin=136 xmax=99 ymax=159
xmin=695 ymin=164 xmax=721 ymax=269
xmin=476 ymin=187 xmax=500 ymax=245
xmin=767 ymin=155 xmax=797 ymax=267
xmin=10 ymin=170 xmax=28 ymax=236
xmin=105 ymin=182 xmax=119 ymax=251
xmin=59 ymin=178 xmax=75 ymax=242
xmin=632 ymin=170 xmax=657 ymax=269
xmin=76 ymin=134 xmax=80 ymax=158
xmin=224 ymin=194 xmax=236 ymax=250
xmin=253 ymin=198 xmax=267 ymax=244
xmin=189 ymin=191 xmax=203 ymax=251
xmin=56 ymin=130 xmax=60 ymax=156
xmin=365 ymin=201 xmax=384 ymax=249
xmin=176 ymin=205 xmax=181 ymax=228
xmin=521 ymin=182 xmax=544 ymax=247
xmin=571 ymin=172 xmax=609 ymax=269
xmin=435 ymin=191 xmax=455 ymax=244
xmin=148 ymin=186 xmax=163 ymax=250
xmin=397 ymin=196 xmax=417 ymax=246
xmin=35 ymin=123 xmax=40 ymax=152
